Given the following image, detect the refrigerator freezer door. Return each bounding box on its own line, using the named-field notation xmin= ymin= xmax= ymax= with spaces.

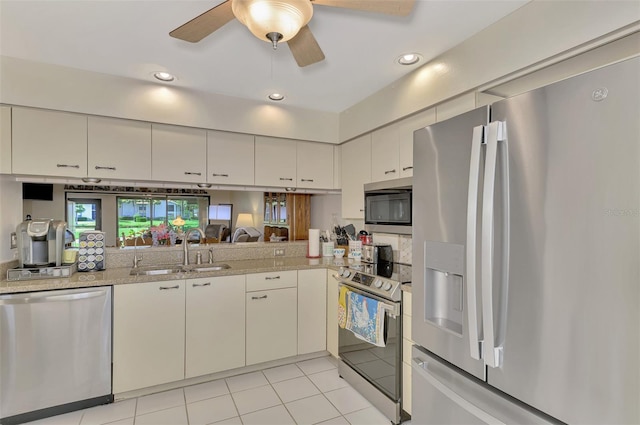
xmin=486 ymin=57 xmax=640 ymax=424
xmin=411 ymin=346 xmax=554 ymax=425
xmin=412 ymin=106 xmax=488 ymax=380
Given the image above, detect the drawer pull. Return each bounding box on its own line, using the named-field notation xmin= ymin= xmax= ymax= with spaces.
xmin=265 ymin=276 xmax=281 ymax=280
xmin=402 ymin=166 xmax=413 ymax=171
xmin=192 ymin=282 xmax=211 ymax=287
xmin=57 ymin=164 xmax=80 ymax=169
xmin=251 ymin=295 xmax=268 ymax=300
xmin=212 ymin=173 xmax=229 ymax=177
xmin=384 ymin=169 xmax=397 ymax=175
xmin=300 ymin=178 xmax=314 ymax=182
xmin=184 ymin=171 xmax=202 ymax=176
xmin=95 ymin=166 xmax=116 ymax=171
xmin=159 ymin=285 xmax=180 ymax=290
xmin=279 ymin=177 xmax=293 ymax=181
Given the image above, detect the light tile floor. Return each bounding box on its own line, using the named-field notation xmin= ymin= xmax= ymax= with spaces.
xmin=26 ymin=356 xmax=403 ymax=425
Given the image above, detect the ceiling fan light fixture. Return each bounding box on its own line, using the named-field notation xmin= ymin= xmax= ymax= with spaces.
xmin=232 ymin=0 xmax=313 ymax=46
xmin=268 ymin=93 xmax=285 ymax=101
xmin=397 ymin=53 xmax=422 ymax=66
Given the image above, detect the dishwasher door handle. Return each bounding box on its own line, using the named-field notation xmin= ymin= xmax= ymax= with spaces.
xmin=0 ymin=288 xmax=108 ymax=304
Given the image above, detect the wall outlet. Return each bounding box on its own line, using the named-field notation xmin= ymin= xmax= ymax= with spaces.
xmin=274 ymin=248 xmax=285 ymax=256
xmin=10 ymin=232 xmax=17 ymax=249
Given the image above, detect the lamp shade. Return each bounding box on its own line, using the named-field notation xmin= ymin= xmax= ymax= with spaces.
xmin=232 ymin=0 xmax=313 ymax=43
xmin=172 ymin=216 xmax=185 ymax=226
xmin=236 ymin=213 xmax=254 ymax=228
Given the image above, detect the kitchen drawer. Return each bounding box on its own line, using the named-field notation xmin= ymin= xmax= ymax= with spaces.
xmin=246 ymin=270 xmax=297 ymax=292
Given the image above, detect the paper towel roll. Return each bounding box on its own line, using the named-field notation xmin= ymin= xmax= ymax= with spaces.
xmin=308 ymin=229 xmax=320 ymax=257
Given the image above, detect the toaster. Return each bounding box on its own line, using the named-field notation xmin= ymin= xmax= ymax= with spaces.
xmin=362 ymin=244 xmax=393 ymax=265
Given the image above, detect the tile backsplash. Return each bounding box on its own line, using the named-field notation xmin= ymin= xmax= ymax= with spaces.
xmin=372 ymin=233 xmax=412 ymax=265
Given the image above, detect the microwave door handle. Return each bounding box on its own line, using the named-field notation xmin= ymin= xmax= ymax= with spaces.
xmin=481 ymin=121 xmax=508 ymax=368
xmin=466 ymin=125 xmax=485 ymax=361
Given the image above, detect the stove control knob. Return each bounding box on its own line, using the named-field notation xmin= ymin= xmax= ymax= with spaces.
xmin=342 ymin=269 xmax=351 ymax=278
xmin=373 ymin=279 xmax=383 ymax=288
xmin=383 ymin=281 xmax=393 ymax=291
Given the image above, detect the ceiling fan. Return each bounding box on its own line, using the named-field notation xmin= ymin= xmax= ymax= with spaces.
xmin=170 ymin=0 xmax=416 ymax=67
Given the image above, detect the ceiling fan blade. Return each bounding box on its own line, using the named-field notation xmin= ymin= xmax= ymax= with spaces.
xmin=288 ymin=25 xmax=325 ymax=67
xmin=169 ymin=0 xmax=235 ymax=43
xmin=312 ymin=0 xmax=415 ymax=16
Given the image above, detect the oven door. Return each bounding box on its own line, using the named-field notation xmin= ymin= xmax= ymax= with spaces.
xmin=338 ymin=283 xmax=402 ymax=402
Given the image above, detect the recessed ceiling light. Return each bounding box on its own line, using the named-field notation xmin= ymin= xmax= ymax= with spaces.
xmin=153 ymin=71 xmax=175 ymax=82
xmin=268 ymin=93 xmax=285 ymax=101
xmin=397 ymin=53 xmax=422 ymax=66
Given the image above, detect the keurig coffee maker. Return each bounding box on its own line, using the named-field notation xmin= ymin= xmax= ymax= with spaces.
xmin=16 ymin=219 xmax=66 ymax=267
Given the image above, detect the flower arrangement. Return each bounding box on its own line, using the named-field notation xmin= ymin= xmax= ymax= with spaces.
xmin=150 ymin=223 xmax=177 ymax=246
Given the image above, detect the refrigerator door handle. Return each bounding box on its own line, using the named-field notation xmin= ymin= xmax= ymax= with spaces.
xmin=481 ymin=121 xmax=507 ymax=368
xmin=412 ymin=356 xmax=506 ymax=425
xmin=465 ymin=125 xmax=485 ymax=361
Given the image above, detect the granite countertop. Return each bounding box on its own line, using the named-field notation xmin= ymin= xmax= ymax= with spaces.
xmin=0 ymin=256 xmax=353 ymax=295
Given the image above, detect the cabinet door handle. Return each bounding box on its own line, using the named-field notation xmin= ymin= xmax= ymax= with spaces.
xmin=251 ymin=295 xmax=268 ymax=300
xmin=402 ymin=166 xmax=413 ymax=171
xmin=184 ymin=172 xmax=202 ymax=176
xmin=57 ymin=164 xmax=80 ymax=169
xmin=159 ymin=285 xmax=180 ymax=290
xmin=212 ymin=173 xmax=229 ymax=177
xmin=300 ymin=178 xmax=314 ymax=182
xmin=95 ymin=166 xmax=116 ymax=171
xmin=359 ymin=209 xmax=364 ymax=212
xmin=279 ymin=177 xmax=293 ymax=181
xmin=265 ymin=276 xmax=280 ymax=280
xmin=384 ymin=169 xmax=397 ymax=175
xmin=192 ymin=282 xmax=211 ymax=287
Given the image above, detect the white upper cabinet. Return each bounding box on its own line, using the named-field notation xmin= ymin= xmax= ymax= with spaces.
xmin=341 ymin=133 xmax=371 ymax=219
xmin=398 ymin=108 xmax=436 ymax=178
xmin=0 ymin=106 xmax=11 ymax=174
xmin=371 ymin=124 xmax=400 ymax=182
xmin=88 ymin=117 xmax=151 ymax=181
xmin=255 ymin=136 xmax=296 ymax=187
xmin=152 ymin=124 xmax=207 ymax=183
xmin=296 ymin=141 xmax=333 ymax=189
xmin=12 ymin=108 xmax=87 ymax=177
xmin=207 ymin=130 xmax=255 ymax=186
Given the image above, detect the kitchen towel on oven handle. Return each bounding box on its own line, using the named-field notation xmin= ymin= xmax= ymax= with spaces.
xmin=338 ymin=286 xmax=348 ymax=329
xmin=345 ymin=290 xmax=387 ymax=347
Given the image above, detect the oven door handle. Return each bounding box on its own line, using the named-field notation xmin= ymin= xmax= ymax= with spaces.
xmin=338 ymin=282 xmax=400 ymax=317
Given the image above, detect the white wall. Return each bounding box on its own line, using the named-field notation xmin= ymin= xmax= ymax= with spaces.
xmin=339 ymin=1 xmax=640 ymax=141
xmin=0 ymin=57 xmax=339 ymax=144
xmin=0 ymin=176 xmax=22 ymax=262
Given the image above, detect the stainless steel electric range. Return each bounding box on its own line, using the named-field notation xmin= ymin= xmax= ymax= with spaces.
xmin=334 ymin=262 xmax=411 ymax=424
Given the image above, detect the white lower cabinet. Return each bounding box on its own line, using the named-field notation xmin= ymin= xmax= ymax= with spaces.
xmin=246 ymin=287 xmax=298 ymax=365
xmin=113 ymin=280 xmax=186 ymax=394
xmin=297 ymin=269 xmax=327 ymax=354
xmin=326 ymin=269 xmax=339 ymax=358
xmin=185 ymin=275 xmax=246 ymax=379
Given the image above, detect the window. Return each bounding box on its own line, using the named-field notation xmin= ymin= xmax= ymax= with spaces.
xmin=117 ymin=195 xmax=209 ymax=239
xmin=66 ymin=198 xmax=102 ymax=240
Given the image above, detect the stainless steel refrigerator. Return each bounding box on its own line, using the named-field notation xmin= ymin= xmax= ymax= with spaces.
xmin=411 ymin=56 xmax=639 ymax=424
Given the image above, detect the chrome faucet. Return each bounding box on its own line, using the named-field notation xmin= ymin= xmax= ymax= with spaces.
xmin=132 ymin=235 xmax=144 ymax=268
xmin=183 ymin=228 xmax=205 ymax=266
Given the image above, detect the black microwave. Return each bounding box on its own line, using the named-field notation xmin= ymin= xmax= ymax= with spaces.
xmin=364 ymin=177 xmax=412 ymax=235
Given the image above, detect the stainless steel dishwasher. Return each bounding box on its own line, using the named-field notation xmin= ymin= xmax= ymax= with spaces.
xmin=0 ymin=287 xmax=113 ymax=424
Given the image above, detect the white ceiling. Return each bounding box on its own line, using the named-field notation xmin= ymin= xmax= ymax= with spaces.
xmin=0 ymin=0 xmax=528 ymax=113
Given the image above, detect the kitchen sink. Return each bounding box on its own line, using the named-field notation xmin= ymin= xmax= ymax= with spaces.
xmin=186 ymin=264 xmax=231 ymax=273
xmin=130 ymin=264 xmax=231 ymax=275
xmin=130 ymin=266 xmax=186 ymax=276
